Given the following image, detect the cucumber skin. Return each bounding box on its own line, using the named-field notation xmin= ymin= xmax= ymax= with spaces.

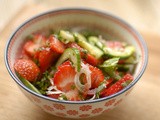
xmin=88 ymin=36 xmax=104 ymax=49
xmin=55 ymin=48 xmax=81 ymax=72
xmin=16 ymin=73 xmax=41 ymax=94
xmin=59 ymin=30 xmax=75 ymax=43
xmin=103 ymin=46 xmax=135 ymax=59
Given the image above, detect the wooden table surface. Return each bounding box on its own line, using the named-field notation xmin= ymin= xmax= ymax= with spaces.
xmin=0 ymin=1 xmax=160 ymax=120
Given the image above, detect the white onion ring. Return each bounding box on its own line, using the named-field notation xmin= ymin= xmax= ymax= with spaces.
xmin=46 ymin=86 xmax=64 ymax=95
xmin=46 ymin=90 xmax=64 ymax=95
xmin=74 ymin=63 xmax=91 ymax=93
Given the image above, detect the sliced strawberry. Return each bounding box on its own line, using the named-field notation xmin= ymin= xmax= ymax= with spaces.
xmin=57 ymin=60 xmax=71 ymax=69
xmin=23 ymin=34 xmax=47 ymax=57
xmin=34 ymin=47 xmax=59 ymax=73
xmin=83 ymin=54 xmax=103 ymax=66
xmin=48 ymin=94 xmax=60 ymax=99
xmin=14 ymin=59 xmax=40 ymax=82
xmin=23 ymin=41 xmax=37 ymax=57
xmin=53 ymin=61 xmax=84 ymax=101
xmin=105 ymin=41 xmax=124 ymax=49
xmin=53 ymin=61 xmax=76 ymax=92
xmin=65 ymin=90 xmax=83 ymax=101
xmin=67 ymin=42 xmax=102 ymax=66
xmin=66 ymin=42 xmax=83 ymax=51
xmin=49 ymin=35 xmax=65 ymax=54
xmin=88 ymin=64 xmax=105 ymax=88
xmin=100 ymin=74 xmax=133 ymax=97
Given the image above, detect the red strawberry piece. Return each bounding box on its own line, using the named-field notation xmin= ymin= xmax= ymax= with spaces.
xmin=14 ymin=59 xmax=40 ymax=82
xmin=23 ymin=41 xmax=37 ymax=57
xmin=66 ymin=42 xmax=83 ymax=51
xmin=100 ymin=74 xmax=133 ymax=97
xmin=67 ymin=42 xmax=102 ymax=66
xmin=65 ymin=90 xmax=83 ymax=101
xmin=118 ymin=59 xmax=125 ymax=64
xmin=105 ymin=41 xmax=124 ymax=49
xmin=34 ymin=47 xmax=59 ymax=73
xmin=49 ymin=35 xmax=65 ymax=54
xmin=53 ymin=61 xmax=76 ymax=92
xmin=23 ymin=34 xmax=47 ymax=57
xmin=53 ymin=61 xmax=85 ymax=101
xmin=48 ymin=94 xmax=60 ymax=99
xmin=57 ymin=60 xmax=71 ymax=69
xmin=88 ymin=64 xmax=105 ymax=88
xmin=83 ymin=54 xmax=103 ymax=66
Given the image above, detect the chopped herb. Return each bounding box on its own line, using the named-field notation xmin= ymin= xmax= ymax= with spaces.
xmin=121 ymin=80 xmax=132 ymax=87
xmin=33 ymin=71 xmax=51 ymax=94
xmin=70 ymin=84 xmax=76 ymax=90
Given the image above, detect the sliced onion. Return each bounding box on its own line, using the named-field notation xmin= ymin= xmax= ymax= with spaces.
xmin=87 ymin=83 xmax=107 ymax=100
xmin=98 ymin=35 xmax=106 ymax=44
xmin=46 ymin=85 xmax=64 ymax=95
xmin=46 ymin=90 xmax=64 ymax=95
xmin=49 ymin=78 xmax=54 ymax=86
xmin=88 ymin=94 xmax=96 ymax=100
xmin=74 ymin=63 xmax=91 ymax=93
xmin=96 ymin=83 xmax=106 ymax=93
xmin=87 ymin=88 xmax=96 ymax=95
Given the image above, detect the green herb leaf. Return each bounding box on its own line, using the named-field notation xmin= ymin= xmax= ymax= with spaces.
xmin=33 ymin=71 xmax=51 ymax=94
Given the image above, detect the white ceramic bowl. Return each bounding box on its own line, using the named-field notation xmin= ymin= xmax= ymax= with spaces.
xmin=5 ymin=8 xmax=148 ymax=118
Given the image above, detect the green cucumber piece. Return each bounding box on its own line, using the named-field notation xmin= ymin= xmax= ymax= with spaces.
xmin=17 ymin=74 xmax=41 ymax=94
xmin=56 ymin=48 xmax=81 ymax=72
xmin=59 ymin=30 xmax=75 ymax=43
xmin=88 ymin=36 xmax=104 ymax=49
xmin=103 ymin=46 xmax=135 ymax=59
xmin=99 ymin=58 xmax=121 ymax=80
xmin=74 ymin=32 xmax=87 ymax=42
xmin=117 ymin=64 xmax=130 ymax=72
xmin=74 ymin=33 xmax=104 ymax=59
xmin=123 ymin=56 xmax=138 ymax=64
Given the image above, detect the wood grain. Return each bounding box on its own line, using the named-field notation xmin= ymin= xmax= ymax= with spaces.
xmin=0 ymin=1 xmax=160 ymax=120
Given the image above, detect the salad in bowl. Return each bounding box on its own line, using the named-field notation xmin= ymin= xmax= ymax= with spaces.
xmin=5 ymin=8 xmax=148 ymax=118
xmin=14 ymin=30 xmax=136 ymax=101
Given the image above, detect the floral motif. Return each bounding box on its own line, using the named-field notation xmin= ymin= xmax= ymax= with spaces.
xmin=55 ymin=112 xmax=67 ymax=117
xmin=125 ymin=90 xmax=132 ymax=96
xmin=43 ymin=105 xmax=54 ymax=111
xmin=79 ymin=105 xmax=92 ymax=111
xmin=92 ymin=108 xmax=103 ymax=114
xmin=114 ymin=99 xmax=123 ymax=106
xmin=79 ymin=114 xmax=90 ymax=118
xmin=53 ymin=103 xmax=65 ymax=110
xmin=67 ymin=110 xmax=78 ymax=115
xmin=105 ymin=99 xmax=116 ymax=107
xmin=103 ymin=108 xmax=112 ymax=113
xmin=31 ymin=96 xmax=41 ymax=103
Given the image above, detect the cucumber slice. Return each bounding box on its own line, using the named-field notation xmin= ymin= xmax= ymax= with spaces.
xmin=74 ymin=33 xmax=104 ymax=59
xmin=56 ymin=48 xmax=81 ymax=72
xmin=17 ymin=74 xmax=41 ymax=94
xmin=103 ymin=46 xmax=135 ymax=59
xmin=88 ymin=36 xmax=104 ymax=49
xmin=99 ymin=58 xmax=121 ymax=80
xmin=74 ymin=32 xmax=87 ymax=42
xmin=59 ymin=30 xmax=75 ymax=44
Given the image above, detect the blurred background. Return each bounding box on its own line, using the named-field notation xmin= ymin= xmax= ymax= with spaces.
xmin=0 ymin=0 xmax=160 ymax=120
xmin=0 ymin=0 xmax=160 ymax=34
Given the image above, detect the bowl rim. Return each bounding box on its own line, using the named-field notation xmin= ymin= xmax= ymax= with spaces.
xmin=4 ymin=8 xmax=148 ymax=104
